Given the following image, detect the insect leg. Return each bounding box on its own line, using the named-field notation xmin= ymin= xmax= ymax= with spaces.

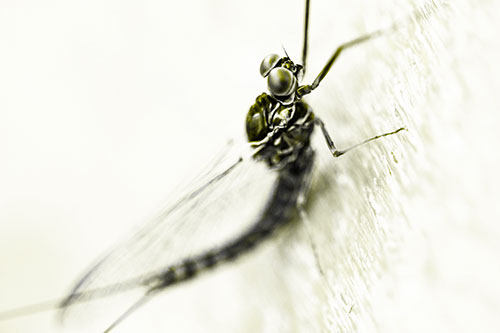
xmin=297 ymin=199 xmax=327 ymax=278
xmin=301 ymin=0 xmax=311 ymax=74
xmin=297 ymin=1 xmax=437 ymax=98
xmin=295 ymin=151 xmax=325 ymax=276
xmin=296 ymin=170 xmax=335 ymax=296
xmin=297 ymin=28 xmax=387 ymax=98
xmin=314 ymin=118 xmax=406 ymax=157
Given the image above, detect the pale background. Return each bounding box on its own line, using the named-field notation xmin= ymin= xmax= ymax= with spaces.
xmin=1 ymin=0 xmax=499 ymax=332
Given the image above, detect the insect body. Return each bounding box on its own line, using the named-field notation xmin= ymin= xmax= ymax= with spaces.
xmin=0 ymin=0 xmax=410 ymax=331
xmin=94 ymin=54 xmax=322 ymax=332
xmin=131 ymin=40 xmax=405 ymax=331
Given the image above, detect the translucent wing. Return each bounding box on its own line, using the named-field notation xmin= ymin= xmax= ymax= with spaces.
xmin=59 ymin=141 xmax=278 ymax=330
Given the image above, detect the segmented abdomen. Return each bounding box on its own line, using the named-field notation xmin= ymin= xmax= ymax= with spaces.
xmin=149 ymin=146 xmax=315 ymax=291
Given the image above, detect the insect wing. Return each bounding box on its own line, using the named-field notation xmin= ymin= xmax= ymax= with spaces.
xmin=59 ymin=143 xmax=278 ymax=330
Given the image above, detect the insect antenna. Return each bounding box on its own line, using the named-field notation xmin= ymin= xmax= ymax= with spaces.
xmin=281 ymin=43 xmax=291 ymax=60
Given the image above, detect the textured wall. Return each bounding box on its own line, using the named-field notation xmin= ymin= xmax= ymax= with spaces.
xmin=305 ymin=0 xmax=500 ymax=331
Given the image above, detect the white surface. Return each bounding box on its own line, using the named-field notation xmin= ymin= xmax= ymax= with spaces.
xmin=1 ymin=0 xmax=499 ymax=332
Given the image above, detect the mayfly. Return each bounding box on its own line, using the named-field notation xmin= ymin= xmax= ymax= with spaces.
xmin=1 ymin=0 xmax=415 ymax=331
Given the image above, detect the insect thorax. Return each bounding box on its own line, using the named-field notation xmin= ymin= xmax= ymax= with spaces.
xmin=246 ymin=93 xmax=315 ymax=168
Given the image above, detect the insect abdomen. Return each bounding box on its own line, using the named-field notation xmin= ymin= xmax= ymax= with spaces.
xmin=151 ymin=147 xmax=315 ymax=291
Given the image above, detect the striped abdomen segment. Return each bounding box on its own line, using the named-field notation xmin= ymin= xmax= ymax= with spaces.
xmin=149 ymin=147 xmax=315 ymax=291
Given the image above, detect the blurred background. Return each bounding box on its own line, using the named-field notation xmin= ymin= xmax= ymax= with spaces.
xmin=1 ymin=0 xmax=499 ymax=332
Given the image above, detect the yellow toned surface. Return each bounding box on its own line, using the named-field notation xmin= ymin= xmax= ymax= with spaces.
xmin=1 ymin=0 xmax=499 ymax=332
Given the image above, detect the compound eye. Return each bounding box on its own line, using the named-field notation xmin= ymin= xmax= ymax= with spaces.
xmin=260 ymin=54 xmax=281 ymax=77
xmin=267 ymin=67 xmax=297 ymax=97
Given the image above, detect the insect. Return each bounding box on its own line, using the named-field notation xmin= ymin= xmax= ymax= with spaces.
xmin=0 ymin=0 xmax=415 ymax=331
